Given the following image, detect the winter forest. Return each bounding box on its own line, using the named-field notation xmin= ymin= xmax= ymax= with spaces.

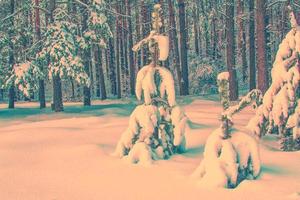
xmin=0 ymin=0 xmax=300 ymax=199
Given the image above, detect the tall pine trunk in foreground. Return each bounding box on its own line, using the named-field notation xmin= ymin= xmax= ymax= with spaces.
xmin=226 ymin=0 xmax=238 ymax=100
xmin=50 ymin=0 xmax=63 ymax=112
xmin=256 ymin=0 xmax=269 ymax=94
xmin=168 ymin=0 xmax=182 ymax=95
xmin=178 ymin=0 xmax=189 ymax=95
xmin=82 ymin=0 xmax=91 ymax=106
xmin=249 ymin=0 xmax=256 ymax=90
xmin=8 ymin=0 xmax=15 ymax=109
xmin=35 ymin=0 xmax=46 ymax=109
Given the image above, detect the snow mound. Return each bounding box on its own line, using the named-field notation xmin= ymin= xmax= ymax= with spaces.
xmin=192 ymin=128 xmax=260 ymax=188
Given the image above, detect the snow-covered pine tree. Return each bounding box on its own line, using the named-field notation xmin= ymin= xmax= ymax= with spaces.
xmin=5 ymin=62 xmax=43 ymax=98
xmin=113 ymin=3 xmax=187 ymax=165
xmin=192 ymin=72 xmax=261 ymax=188
xmin=247 ymin=6 xmax=300 ymax=151
xmin=77 ymin=0 xmax=112 ymax=105
xmin=5 ymin=6 xmax=90 ymax=108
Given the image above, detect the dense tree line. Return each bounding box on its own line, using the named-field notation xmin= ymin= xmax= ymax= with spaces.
xmin=0 ymin=0 xmax=299 ymax=112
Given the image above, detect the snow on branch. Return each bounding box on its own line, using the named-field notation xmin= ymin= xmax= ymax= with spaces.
xmin=224 ymin=89 xmax=263 ymax=119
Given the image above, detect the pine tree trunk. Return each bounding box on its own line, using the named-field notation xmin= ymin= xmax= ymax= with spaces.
xmin=200 ymin=0 xmax=210 ymax=58
xmin=168 ymin=0 xmax=183 ymax=95
xmin=141 ymin=0 xmax=150 ymax=66
xmin=108 ymin=38 xmax=117 ymax=96
xmin=249 ymin=0 xmax=256 ymax=90
xmin=178 ymin=0 xmax=189 ymax=95
xmin=134 ymin=3 xmax=141 ymax=69
xmin=210 ymin=0 xmax=218 ymax=60
xmin=193 ymin=4 xmax=200 ymax=56
xmin=82 ymin=0 xmax=91 ymax=106
xmin=95 ymin=45 xmax=107 ymax=100
xmin=256 ymin=0 xmax=269 ymax=94
xmin=115 ymin=4 xmax=122 ymax=99
xmin=226 ymin=0 xmax=238 ymax=100
xmin=52 ymin=75 xmax=63 ymax=112
xmin=237 ymin=0 xmax=248 ymax=82
xmin=125 ymin=0 xmax=135 ymax=96
xmin=35 ymin=0 xmax=46 ymax=109
xmin=196 ymin=2 xmax=202 ymax=57
xmin=70 ymin=79 xmax=75 ymax=100
xmin=122 ymin=4 xmax=129 ymax=96
xmin=0 ymin=89 xmax=3 ymax=101
xmin=49 ymin=0 xmax=63 ymax=112
xmin=8 ymin=0 xmax=15 ymax=109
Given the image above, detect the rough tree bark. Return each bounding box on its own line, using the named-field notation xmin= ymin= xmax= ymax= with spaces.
xmin=178 ymin=0 xmax=189 ymax=95
xmin=115 ymin=4 xmax=122 ymax=98
xmin=237 ymin=0 xmax=248 ymax=82
xmin=125 ymin=0 xmax=135 ymax=96
xmin=193 ymin=3 xmax=200 ymax=56
xmin=94 ymin=45 xmax=106 ymax=100
xmin=8 ymin=0 xmax=15 ymax=109
xmin=35 ymin=0 xmax=46 ymax=109
xmin=226 ymin=0 xmax=238 ymax=100
xmin=82 ymin=0 xmax=91 ymax=106
xmin=108 ymin=38 xmax=117 ymax=96
xmin=49 ymin=0 xmax=63 ymax=112
xmin=168 ymin=0 xmax=183 ymax=95
xmin=249 ymin=0 xmax=256 ymax=90
xmin=256 ymin=0 xmax=269 ymax=94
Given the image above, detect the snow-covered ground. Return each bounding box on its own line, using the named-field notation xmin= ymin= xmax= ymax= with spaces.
xmin=0 ymin=98 xmax=300 ymax=200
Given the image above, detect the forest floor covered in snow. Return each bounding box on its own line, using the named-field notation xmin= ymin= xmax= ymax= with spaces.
xmin=0 ymin=96 xmax=300 ymax=200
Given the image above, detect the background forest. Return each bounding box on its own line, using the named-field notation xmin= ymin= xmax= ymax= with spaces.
xmin=0 ymin=0 xmax=299 ymax=112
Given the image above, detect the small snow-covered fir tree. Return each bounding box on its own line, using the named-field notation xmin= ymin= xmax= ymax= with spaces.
xmin=113 ymin=3 xmax=187 ymax=165
xmin=192 ymin=72 xmax=261 ymax=188
xmin=247 ymin=7 xmax=300 ymax=151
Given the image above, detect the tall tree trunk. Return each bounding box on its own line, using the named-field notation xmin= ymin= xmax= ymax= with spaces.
xmin=82 ymin=0 xmax=91 ymax=106
xmin=237 ymin=0 xmax=248 ymax=82
xmin=193 ymin=4 xmax=200 ymax=56
xmin=226 ymin=0 xmax=238 ymax=100
xmin=108 ymin=38 xmax=117 ymax=95
xmin=141 ymin=0 xmax=150 ymax=66
xmin=95 ymin=45 xmax=107 ymax=100
xmin=178 ymin=0 xmax=189 ymax=95
xmin=168 ymin=0 xmax=183 ymax=95
xmin=196 ymin=2 xmax=202 ymax=57
xmin=122 ymin=4 xmax=129 ymax=95
xmin=70 ymin=79 xmax=75 ymax=100
xmin=200 ymin=0 xmax=210 ymax=58
xmin=125 ymin=0 xmax=135 ymax=96
xmin=249 ymin=0 xmax=256 ymax=90
xmin=8 ymin=0 xmax=15 ymax=109
xmin=0 ymin=89 xmax=3 ymax=101
xmin=50 ymin=0 xmax=63 ymax=112
xmin=256 ymin=0 xmax=269 ymax=94
xmin=35 ymin=0 xmax=46 ymax=109
xmin=115 ymin=4 xmax=122 ymax=98
xmin=134 ymin=3 xmax=141 ymax=69
xmin=210 ymin=0 xmax=218 ymax=60
xmin=52 ymin=75 xmax=63 ymax=112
